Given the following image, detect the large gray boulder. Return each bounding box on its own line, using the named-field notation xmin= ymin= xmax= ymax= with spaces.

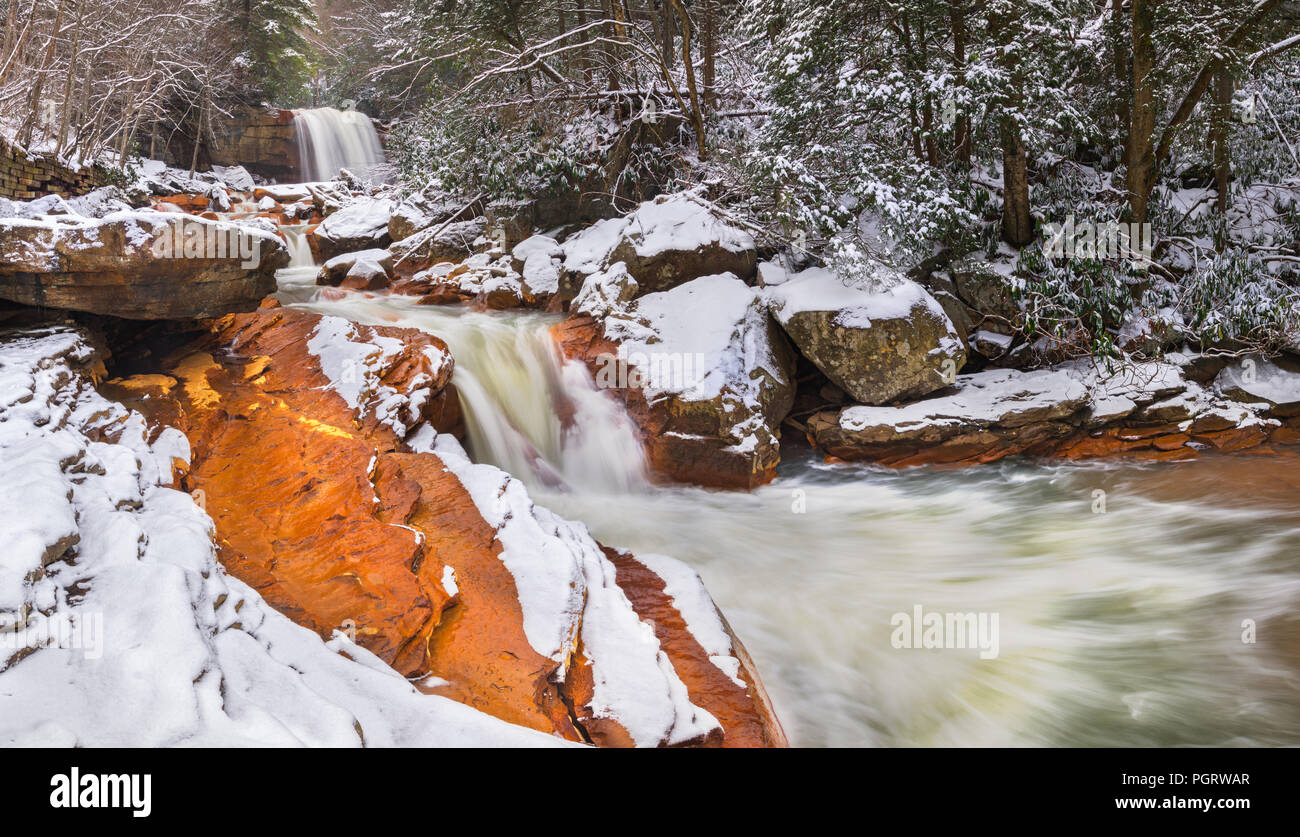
xmin=766 ymin=266 xmax=967 ymax=405
xmin=313 ymin=196 xmax=393 ymax=260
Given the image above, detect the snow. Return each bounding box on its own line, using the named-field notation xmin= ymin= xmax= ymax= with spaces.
xmin=323 ymin=248 xmax=392 ymax=273
xmin=630 ymin=553 xmax=747 ymax=689
xmin=318 ymin=196 xmax=394 ymax=242
xmin=562 ymin=216 xmax=626 ymax=278
xmin=1214 ymin=358 xmax=1300 ymax=407
xmin=765 ymin=265 xmax=948 ymax=329
xmin=972 ymin=329 xmax=1014 ymax=349
xmin=258 ymin=184 xmax=316 ymax=202
xmin=561 ymin=193 xmax=754 ymax=281
xmin=0 ymin=325 xmax=566 ymax=748
xmin=756 ymin=260 xmax=791 ymax=287
xmin=618 ymin=193 xmax=755 ymax=259
xmin=0 ymin=204 xmax=283 ymax=268
xmin=602 ymin=273 xmax=778 ymax=404
xmin=441 ymin=565 xmax=459 ymax=597
xmin=839 ymin=367 xmax=1089 ymax=433
xmin=211 ymin=165 xmax=256 ymax=192
xmin=512 ymin=234 xmax=562 ymax=263
xmin=305 ymin=315 xmax=452 ymax=437
xmin=572 ymin=261 xmax=638 ymax=319
xmin=522 ymin=251 xmax=561 ymax=295
xmin=414 ymin=430 xmax=721 ymax=746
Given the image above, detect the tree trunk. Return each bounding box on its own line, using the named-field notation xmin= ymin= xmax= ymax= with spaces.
xmin=1000 ymin=117 xmax=1033 ymax=246
xmin=922 ymin=96 xmax=939 ymax=166
xmin=659 ymin=0 xmax=675 ymax=68
xmin=701 ymin=0 xmax=716 ymax=106
xmin=1211 ymin=63 xmax=1234 ymax=214
xmin=668 ymin=0 xmax=707 ymax=159
xmin=190 ymin=91 xmax=205 ymax=177
xmin=55 ymin=0 xmax=82 ymax=157
xmin=1127 ymin=0 xmax=1158 ymax=223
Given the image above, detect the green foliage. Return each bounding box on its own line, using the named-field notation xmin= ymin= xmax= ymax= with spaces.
xmin=1180 ymin=253 xmax=1300 ymax=351
xmin=231 ymin=0 xmax=318 ymax=105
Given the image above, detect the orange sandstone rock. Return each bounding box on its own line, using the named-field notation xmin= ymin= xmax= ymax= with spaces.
xmin=104 ymin=303 xmax=785 ymax=747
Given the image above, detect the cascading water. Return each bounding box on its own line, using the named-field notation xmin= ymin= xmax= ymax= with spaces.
xmin=282 ymin=288 xmax=649 ymax=494
xmin=275 ymin=266 xmax=1300 ymax=747
xmin=280 ymin=224 xmax=315 ymax=270
xmin=293 ymin=106 xmax=387 ymax=183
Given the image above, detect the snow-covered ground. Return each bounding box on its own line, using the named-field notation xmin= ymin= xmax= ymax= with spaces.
xmin=0 ymin=325 xmax=569 ymax=747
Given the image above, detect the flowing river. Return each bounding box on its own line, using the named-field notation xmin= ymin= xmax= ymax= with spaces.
xmin=277 ymin=259 xmax=1300 ymax=747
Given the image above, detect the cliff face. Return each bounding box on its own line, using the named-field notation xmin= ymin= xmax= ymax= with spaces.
xmin=102 ymin=303 xmax=787 ymax=747
xmin=166 ymin=107 xmax=301 ymax=182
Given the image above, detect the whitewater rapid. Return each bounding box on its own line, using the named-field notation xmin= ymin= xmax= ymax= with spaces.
xmin=277 ymin=271 xmax=1300 ymax=747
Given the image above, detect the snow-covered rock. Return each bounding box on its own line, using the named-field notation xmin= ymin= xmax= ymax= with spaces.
xmin=767 ymin=266 xmax=967 ymax=405
xmin=0 ymin=208 xmax=287 ymax=319
xmin=806 ymin=356 xmax=1290 ymax=465
xmin=560 ymin=193 xmax=756 ymax=297
xmin=559 ymin=272 xmax=797 ymax=488
xmin=829 ymin=367 xmax=1090 ymax=446
xmin=388 ymin=190 xmax=468 ymax=242
xmin=318 ymin=248 xmax=395 ymax=290
xmin=210 ymin=164 xmax=256 ymax=192
xmin=389 ymin=217 xmax=485 ymax=266
xmin=1215 ymin=357 xmax=1300 ymax=416
xmin=0 ymin=324 xmax=563 ymax=747
xmin=314 ymin=195 xmax=394 ymax=260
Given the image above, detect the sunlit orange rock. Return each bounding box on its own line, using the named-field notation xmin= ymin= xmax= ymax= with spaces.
xmin=104 ymin=302 xmax=785 ymax=747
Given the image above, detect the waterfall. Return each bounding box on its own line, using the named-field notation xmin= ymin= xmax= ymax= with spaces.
xmin=293 ymin=107 xmax=386 ymax=183
xmin=274 ymin=223 xmax=321 ymax=293
xmin=281 ymin=224 xmax=314 ymax=268
xmin=281 ymin=293 xmax=649 ymax=493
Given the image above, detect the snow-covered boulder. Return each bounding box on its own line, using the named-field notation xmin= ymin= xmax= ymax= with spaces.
xmin=1116 ymin=308 xmax=1183 ymax=356
xmin=211 ymin=164 xmax=256 ymax=192
xmin=559 ymin=272 xmax=797 ymax=488
xmin=313 ymin=195 xmax=394 ymax=260
xmin=388 ymin=190 xmax=469 ymax=242
xmin=807 ymin=367 xmax=1091 ymax=463
xmin=318 ymin=248 xmax=394 ymax=289
xmin=510 ymin=234 xmax=563 ymax=301
xmin=389 ymin=217 xmax=485 ymax=267
xmin=1215 ymin=358 xmax=1300 ymax=417
xmin=948 ymin=250 xmax=1020 ymax=321
xmin=254 ymin=183 xmax=314 ymax=203
xmin=571 ymin=261 xmax=639 ymax=318
xmin=0 ymin=209 xmax=287 ymax=319
xmin=767 ymin=266 xmax=967 ymax=405
xmin=805 ymin=357 xmax=1290 ymax=465
xmin=560 ymin=193 xmax=756 ymax=297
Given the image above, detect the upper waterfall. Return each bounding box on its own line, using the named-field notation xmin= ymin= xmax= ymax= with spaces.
xmin=293 ymin=106 xmax=386 ymax=183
